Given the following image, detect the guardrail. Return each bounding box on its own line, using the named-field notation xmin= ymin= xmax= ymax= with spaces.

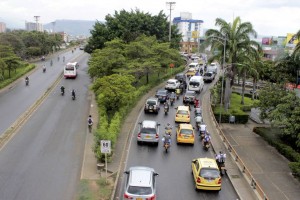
xmin=208 ymin=95 xmax=269 ymax=200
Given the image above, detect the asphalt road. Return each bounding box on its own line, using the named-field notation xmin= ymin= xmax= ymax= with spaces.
xmin=0 ymin=50 xmax=91 ymax=200
xmin=118 ymin=80 xmax=239 ymax=199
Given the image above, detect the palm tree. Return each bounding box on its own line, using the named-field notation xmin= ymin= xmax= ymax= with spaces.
xmin=205 ymin=17 xmax=262 ymax=110
xmin=292 ymin=29 xmax=300 ymax=58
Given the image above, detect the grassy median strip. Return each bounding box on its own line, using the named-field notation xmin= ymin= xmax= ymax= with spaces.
xmin=77 ymin=178 xmax=114 ymax=200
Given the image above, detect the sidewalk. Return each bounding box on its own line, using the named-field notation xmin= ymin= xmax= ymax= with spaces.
xmin=202 ymin=92 xmax=300 ymax=200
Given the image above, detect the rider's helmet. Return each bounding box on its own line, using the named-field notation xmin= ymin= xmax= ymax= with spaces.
xmin=167 ymin=123 xmax=170 ymax=126
xmin=89 ymin=115 xmax=92 ymax=118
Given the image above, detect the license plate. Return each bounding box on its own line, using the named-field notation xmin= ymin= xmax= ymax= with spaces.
xmin=146 ymin=136 xmax=151 ymax=139
xmin=185 ymin=136 xmax=190 ymax=138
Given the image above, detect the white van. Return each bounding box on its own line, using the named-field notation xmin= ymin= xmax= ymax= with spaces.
xmin=188 ymin=76 xmax=204 ymax=93
xmin=188 ymin=62 xmax=200 ymax=71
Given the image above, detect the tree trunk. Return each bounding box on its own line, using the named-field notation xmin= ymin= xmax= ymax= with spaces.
xmin=252 ymin=78 xmax=256 ymax=100
xmin=224 ymin=76 xmax=231 ymax=111
xmin=146 ymin=72 xmax=149 ymax=84
xmin=241 ymin=71 xmax=246 ymax=105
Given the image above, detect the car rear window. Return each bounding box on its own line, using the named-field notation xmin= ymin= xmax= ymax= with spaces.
xmin=141 ymin=128 xmax=156 ymax=134
xmin=177 ymin=110 xmax=189 ymax=115
xmin=157 ymin=91 xmax=166 ymax=95
xmin=167 ymin=82 xmax=175 ymax=85
xmin=128 ymin=186 xmax=152 ymax=195
xmin=189 ymin=81 xmax=199 ymax=86
xmin=147 ymin=100 xmax=157 ymax=105
xmin=200 ymin=169 xmax=219 ymax=179
xmin=204 ymin=73 xmax=212 ymax=77
xmin=180 ymin=129 xmax=193 ymax=135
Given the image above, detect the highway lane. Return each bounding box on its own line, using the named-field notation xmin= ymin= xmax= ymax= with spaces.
xmin=0 ymin=49 xmax=84 ymax=135
xmin=0 ymin=53 xmax=91 ymax=200
xmin=118 ymin=79 xmax=239 ymax=199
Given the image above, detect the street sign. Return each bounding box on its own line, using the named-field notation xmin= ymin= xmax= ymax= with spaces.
xmin=169 ymin=63 xmax=174 ymax=68
xmin=101 ymin=140 xmax=111 ymax=154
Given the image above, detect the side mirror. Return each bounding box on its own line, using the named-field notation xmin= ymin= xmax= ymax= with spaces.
xmin=124 ymin=171 xmax=129 ymax=174
xmin=192 ymin=160 xmax=197 ymax=164
xmin=154 ymin=172 xmax=159 ymax=176
xmin=157 ymin=123 xmax=161 ymax=126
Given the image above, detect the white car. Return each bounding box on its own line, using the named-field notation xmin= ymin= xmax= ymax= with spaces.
xmin=165 ymin=79 xmax=180 ymax=90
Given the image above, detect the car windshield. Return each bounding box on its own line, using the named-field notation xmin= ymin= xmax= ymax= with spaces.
xmin=200 ymin=169 xmax=219 ymax=179
xmin=188 ymin=69 xmax=195 ymax=72
xmin=204 ymin=73 xmax=212 ymax=77
xmin=127 ymin=186 xmax=152 ymax=195
xmin=177 ymin=110 xmax=189 ymax=115
xmin=189 ymin=81 xmax=199 ymax=86
xmin=180 ymin=129 xmax=193 ymax=135
xmin=141 ymin=128 xmax=156 ymax=134
xmin=147 ymin=100 xmax=157 ymax=105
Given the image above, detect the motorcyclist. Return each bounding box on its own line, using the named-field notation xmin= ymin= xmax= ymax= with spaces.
xmin=203 ymin=132 xmax=211 ymax=147
xmin=88 ymin=115 xmax=93 ymax=133
xmin=195 ymin=107 xmax=202 ymax=116
xmin=175 ymin=88 xmax=181 ymax=98
xmin=25 ymin=76 xmax=29 ymax=85
xmin=60 ymin=85 xmax=65 ymax=95
xmin=195 ymin=115 xmax=203 ymax=124
xmin=63 ymin=56 xmax=65 ymax=62
xmin=169 ymin=92 xmax=176 ymax=105
xmin=57 ymin=55 xmax=60 ymax=61
xmin=199 ymin=123 xmax=207 ymax=137
xmin=71 ymin=89 xmax=76 ymax=99
xmin=42 ymin=65 xmax=46 ymax=72
xmin=50 ymin=60 xmax=53 ymax=66
xmin=194 ymin=98 xmax=200 ymax=108
xmin=215 ymin=151 xmax=226 ymax=170
xmin=200 ymin=68 xmax=203 ymax=75
xmin=165 ymin=123 xmax=172 ymax=135
xmin=164 ymin=101 xmax=169 ymax=112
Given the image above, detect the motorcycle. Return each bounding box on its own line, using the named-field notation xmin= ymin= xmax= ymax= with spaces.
xmin=25 ymin=79 xmax=29 ymax=86
xmin=203 ymin=141 xmax=210 ymax=151
xmin=164 ymin=106 xmax=169 ymax=115
xmin=72 ymin=94 xmax=75 ymax=100
xmin=218 ymin=161 xmax=226 ymax=176
xmin=170 ymin=98 xmax=175 ymax=106
xmin=43 ymin=68 xmax=46 ymax=73
xmin=61 ymin=90 xmax=65 ymax=96
xmin=164 ymin=141 xmax=170 ymax=153
xmin=199 ymin=130 xmax=205 ymax=140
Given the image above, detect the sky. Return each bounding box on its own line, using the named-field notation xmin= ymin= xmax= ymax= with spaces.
xmin=0 ymin=0 xmax=299 ymax=36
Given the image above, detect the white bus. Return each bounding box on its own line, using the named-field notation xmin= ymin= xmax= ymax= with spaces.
xmin=64 ymin=62 xmax=78 ymax=78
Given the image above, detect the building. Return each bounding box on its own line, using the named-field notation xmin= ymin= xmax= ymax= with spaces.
xmin=0 ymin=22 xmax=6 ymax=33
xmin=173 ymin=12 xmax=204 ymax=53
xmin=25 ymin=21 xmax=43 ymax=32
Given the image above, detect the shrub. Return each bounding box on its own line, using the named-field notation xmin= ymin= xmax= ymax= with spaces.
xmin=289 ymin=162 xmax=300 ymax=179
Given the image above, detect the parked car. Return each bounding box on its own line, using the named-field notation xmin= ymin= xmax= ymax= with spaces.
xmin=155 ymin=89 xmax=169 ymax=103
xmin=124 ymin=166 xmax=159 ymax=200
xmin=191 ymin=158 xmax=221 ymax=191
xmin=203 ymin=72 xmax=216 ymax=82
xmin=144 ymin=97 xmax=160 ymax=114
xmin=183 ymin=90 xmax=196 ymax=104
xmin=137 ymin=120 xmax=160 ymax=145
xmin=165 ymin=79 xmax=180 ymax=90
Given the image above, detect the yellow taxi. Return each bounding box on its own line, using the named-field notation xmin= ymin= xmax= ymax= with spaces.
xmin=186 ymin=68 xmax=196 ymax=77
xmin=191 ymin=158 xmax=221 ymax=191
xmin=176 ymin=123 xmax=195 ymax=144
xmin=175 ymin=106 xmax=190 ymax=123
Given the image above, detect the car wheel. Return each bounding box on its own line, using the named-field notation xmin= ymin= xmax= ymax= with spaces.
xmin=195 ymin=184 xmax=199 ymax=192
xmin=137 ymin=141 xmax=142 ymax=145
xmin=144 ymin=110 xmax=147 ymax=114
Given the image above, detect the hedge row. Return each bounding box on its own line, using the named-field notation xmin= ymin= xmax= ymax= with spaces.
xmin=213 ymin=112 xmax=249 ymax=124
xmin=94 ymin=66 xmax=185 ymax=162
xmin=253 ymin=127 xmax=300 ymax=180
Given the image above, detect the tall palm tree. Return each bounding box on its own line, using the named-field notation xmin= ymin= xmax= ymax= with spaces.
xmin=205 ymin=17 xmax=262 ymax=110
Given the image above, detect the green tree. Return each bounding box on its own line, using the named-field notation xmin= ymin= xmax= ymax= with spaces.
xmin=205 ymin=17 xmax=262 ymax=110
xmin=274 ymin=53 xmax=300 ymax=83
xmin=0 ymin=58 xmax=7 ymax=78
xmin=85 ymin=9 xmax=181 ymax=53
xmin=0 ymin=33 xmax=25 ymax=58
xmin=92 ymin=74 xmax=135 ymax=115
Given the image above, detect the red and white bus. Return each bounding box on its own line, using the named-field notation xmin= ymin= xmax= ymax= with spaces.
xmin=64 ymin=62 xmax=78 ymax=78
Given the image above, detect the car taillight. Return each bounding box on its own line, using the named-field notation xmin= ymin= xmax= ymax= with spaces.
xmin=218 ymin=178 xmax=222 ymax=184
xmin=124 ymin=193 xmax=133 ymax=199
xmin=191 ymin=134 xmax=194 ymax=138
xmin=196 ymin=177 xmax=201 ymax=183
xmin=155 ymin=133 xmax=159 ymax=138
xmin=179 ymin=133 xmax=182 ymax=137
xmin=146 ymin=195 xmax=156 ymax=200
xmin=187 ymin=115 xmax=190 ymax=118
xmin=137 ymin=133 xmax=141 ymax=138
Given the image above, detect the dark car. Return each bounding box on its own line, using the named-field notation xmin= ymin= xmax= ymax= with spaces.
xmin=155 ymin=89 xmax=169 ymax=103
xmin=175 ymin=73 xmax=187 ymax=83
xmin=183 ymin=91 xmax=196 ymax=104
xmin=144 ymin=97 xmax=160 ymax=114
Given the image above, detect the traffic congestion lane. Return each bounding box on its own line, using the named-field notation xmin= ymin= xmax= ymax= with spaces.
xmin=118 ymin=82 xmax=239 ymax=199
xmin=0 ymin=54 xmax=91 ymax=200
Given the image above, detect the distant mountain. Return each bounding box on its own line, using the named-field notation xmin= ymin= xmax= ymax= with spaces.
xmin=44 ymin=19 xmax=96 ymax=36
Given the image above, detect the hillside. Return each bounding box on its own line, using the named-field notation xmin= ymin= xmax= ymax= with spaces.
xmin=44 ymin=19 xmax=96 ymax=36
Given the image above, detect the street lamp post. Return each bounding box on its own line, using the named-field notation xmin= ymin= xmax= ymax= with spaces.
xmin=166 ymin=2 xmax=176 ymax=42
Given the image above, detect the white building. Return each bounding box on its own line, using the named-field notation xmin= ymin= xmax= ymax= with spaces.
xmin=173 ymin=12 xmax=203 ymax=42
xmin=0 ymin=22 xmax=6 ymax=33
xmin=25 ymin=21 xmax=43 ymax=32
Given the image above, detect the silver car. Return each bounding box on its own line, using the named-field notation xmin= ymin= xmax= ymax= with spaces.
xmin=137 ymin=120 xmax=160 ymax=145
xmin=124 ymin=166 xmax=158 ymax=200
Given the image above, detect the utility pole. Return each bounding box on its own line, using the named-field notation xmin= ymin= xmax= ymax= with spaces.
xmin=166 ymin=2 xmax=176 ymax=42
xmin=34 ymin=16 xmax=40 ymax=31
